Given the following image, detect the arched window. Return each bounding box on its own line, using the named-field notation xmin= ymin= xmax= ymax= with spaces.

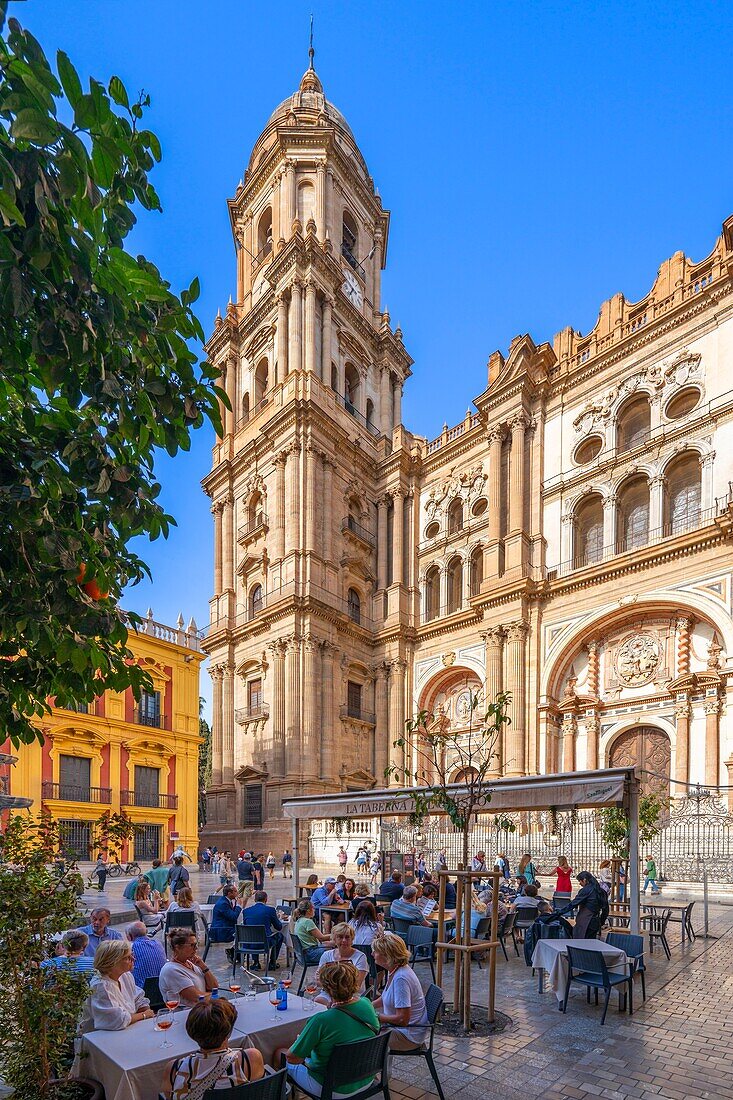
xmin=664 ymin=453 xmax=702 ymax=535
xmin=447 ymin=498 xmax=463 ymax=534
xmin=256 ymin=207 xmax=272 ymax=260
xmin=446 ymin=555 xmax=463 ymax=613
xmin=616 ymin=394 xmax=651 ymax=453
xmin=347 ymin=587 xmax=361 ymax=625
xmin=241 ymin=392 xmax=250 ymax=425
xmin=254 ymin=359 xmax=268 ymax=405
xmin=425 ymin=565 xmax=440 ymax=622
xmin=249 ymin=583 xmax=263 ymax=618
xmin=248 ymin=491 xmax=264 ymax=532
xmin=342 ymin=209 xmax=358 ymax=268
xmin=469 ymin=546 xmax=483 ymax=596
xmin=365 ymin=398 xmax=375 ymax=433
xmin=297 ymin=181 xmax=315 ymax=228
xmin=344 ymin=363 xmax=360 ymax=416
xmin=617 ymin=476 xmax=649 ymax=552
xmin=574 ymin=494 xmax=604 ymax=568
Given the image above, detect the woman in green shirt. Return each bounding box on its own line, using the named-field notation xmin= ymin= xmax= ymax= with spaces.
xmin=291 ymin=899 xmax=332 ymax=965
xmin=281 ymin=961 xmax=380 ymax=1096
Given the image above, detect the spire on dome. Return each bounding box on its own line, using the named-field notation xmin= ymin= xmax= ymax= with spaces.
xmin=299 ymin=14 xmax=323 ymax=93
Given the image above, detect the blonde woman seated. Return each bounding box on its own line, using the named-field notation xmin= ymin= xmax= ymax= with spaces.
xmin=314 ymin=923 xmax=368 ymax=1003
xmin=163 ymin=998 xmax=264 ymax=1098
xmin=167 ymin=886 xmax=206 ymax=942
xmin=279 ymin=962 xmax=380 ymax=1098
xmin=81 ymin=940 xmax=154 ymax=1031
xmin=159 ymin=929 xmax=218 ymax=1007
xmin=134 ymin=881 xmax=164 ymax=934
xmin=371 ymin=931 xmax=429 ymax=1051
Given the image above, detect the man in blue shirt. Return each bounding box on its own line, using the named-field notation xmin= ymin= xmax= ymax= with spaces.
xmin=237 ymin=853 xmax=254 ymax=883
xmin=127 ymin=921 xmax=167 ymax=987
xmin=310 ymin=877 xmax=340 ymax=911
xmin=390 ymin=885 xmax=431 ymax=928
xmin=209 ymin=885 xmax=242 ymax=960
xmin=379 ymin=871 xmax=404 ymax=901
xmin=241 ymin=890 xmax=284 ymax=968
xmin=79 ymin=908 xmax=123 ymax=957
xmin=41 ymin=930 xmax=96 ymax=975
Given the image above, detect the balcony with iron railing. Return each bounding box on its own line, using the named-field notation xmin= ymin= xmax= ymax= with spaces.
xmin=231 ymin=581 xmax=375 ymax=632
xmin=42 ymin=782 xmax=112 ymax=804
xmin=120 ymin=790 xmax=178 ymax=810
xmin=237 ymin=512 xmax=268 ymax=543
xmin=341 ymin=394 xmax=381 ymax=437
xmin=134 ymin=708 xmax=166 ymax=730
xmin=342 ymin=515 xmax=376 ymax=548
xmin=339 ymin=704 xmax=376 ymax=726
xmin=235 ymin=703 xmax=270 ymax=724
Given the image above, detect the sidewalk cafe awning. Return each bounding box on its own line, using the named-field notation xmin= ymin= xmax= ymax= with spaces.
xmin=282 ymin=767 xmax=635 ymax=821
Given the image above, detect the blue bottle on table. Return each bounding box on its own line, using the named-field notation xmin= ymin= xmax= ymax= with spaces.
xmin=276 ymin=981 xmax=287 ymax=1010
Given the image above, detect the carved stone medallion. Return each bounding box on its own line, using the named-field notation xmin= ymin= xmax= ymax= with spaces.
xmin=616 ymin=633 xmax=660 ymax=686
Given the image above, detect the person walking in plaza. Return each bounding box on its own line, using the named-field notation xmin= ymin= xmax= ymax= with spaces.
xmin=168 ymin=855 xmax=190 ymax=897
xmin=282 ymin=848 xmax=293 ymax=878
xmin=93 ymin=853 xmax=108 ymax=892
xmin=369 ymin=852 xmax=381 ymax=887
xmin=642 ymin=854 xmax=661 ymax=894
xmin=495 ymin=852 xmax=511 ymax=880
xmin=337 ymin=845 xmax=348 ymax=873
xmin=416 ymin=852 xmax=427 ymax=882
xmin=265 ymin=851 xmax=276 ymax=880
xmin=553 ymin=856 xmax=573 ymax=908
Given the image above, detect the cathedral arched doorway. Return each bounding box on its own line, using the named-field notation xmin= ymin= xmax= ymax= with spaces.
xmin=608 ymin=726 xmax=671 ymax=797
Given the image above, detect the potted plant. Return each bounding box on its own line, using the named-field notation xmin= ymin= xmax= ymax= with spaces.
xmin=0 ymin=812 xmax=103 ymax=1099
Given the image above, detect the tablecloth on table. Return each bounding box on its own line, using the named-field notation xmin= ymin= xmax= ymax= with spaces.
xmin=531 ymin=937 xmax=629 ymax=1002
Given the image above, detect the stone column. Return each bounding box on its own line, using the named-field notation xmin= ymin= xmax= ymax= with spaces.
xmin=274 ymin=452 xmax=286 ymax=560
xmin=392 ymin=380 xmax=402 ymax=428
xmin=285 ymin=442 xmax=300 ymax=554
xmin=674 ymin=695 xmax=691 ymax=788
xmin=212 ymin=503 xmax=223 ymax=596
xmin=321 ymin=643 xmax=337 ymax=782
xmin=508 ymin=414 xmax=527 ymax=534
xmin=585 ymin=710 xmax=600 ymax=771
xmin=481 ymin=627 xmax=505 ymax=775
xmin=462 ymin=554 xmax=472 ymax=604
xmin=316 ymin=160 xmax=326 ymax=239
xmin=372 ymin=230 xmax=383 ymax=307
xmin=388 ymin=658 xmax=407 ymax=782
xmin=486 ymin=426 xmax=505 ymax=576
xmin=321 ymin=295 xmax=332 ymax=383
xmin=325 ymin=168 xmax=334 ymax=240
xmin=225 ymin=359 xmax=237 ymax=436
xmin=305 ymin=442 xmax=317 ymax=554
xmin=586 ymin=640 xmax=600 ymax=696
xmin=302 ymin=636 xmax=320 ymax=775
xmin=561 ymin=513 xmax=576 ymax=567
xmin=322 ymin=458 xmax=333 ymax=562
xmin=380 ymin=368 xmax=392 ymax=435
xmin=285 ymin=636 xmax=301 ymax=771
xmin=392 ymin=489 xmax=404 ymax=588
xmin=602 ymin=495 xmax=616 ymax=551
xmin=374 ymin=664 xmax=390 ymax=783
xmin=704 ymin=696 xmax=721 ymax=787
xmin=269 ymin=642 xmax=286 ymax=777
xmin=561 ymin=710 xmax=576 ymax=772
xmin=285 ymin=160 xmax=296 ymax=227
xmin=288 ymin=280 xmax=302 ymax=374
xmin=649 ymin=474 xmax=666 ymax=534
xmin=210 ymin=665 xmax=224 ymax=785
xmin=277 ymin=293 xmax=288 ymax=378
xmin=221 ymin=494 xmax=234 ymax=593
xmin=725 ymin=758 xmax=733 ymax=813
xmin=377 ymin=496 xmax=389 ymax=591
xmin=676 ymin=616 xmax=691 ymax=676
xmin=222 ymin=663 xmax=235 ymax=785
xmin=505 ymin=621 xmax=528 ymax=775
xmin=304 ymin=279 xmax=316 ymax=374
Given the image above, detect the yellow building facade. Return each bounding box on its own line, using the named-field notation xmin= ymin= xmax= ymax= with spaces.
xmin=4 ymin=613 xmax=204 ymax=863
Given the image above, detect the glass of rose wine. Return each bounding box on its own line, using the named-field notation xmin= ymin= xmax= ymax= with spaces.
xmin=229 ymin=980 xmax=241 ymax=998
xmin=165 ymin=996 xmax=180 ymax=1013
xmin=155 ymin=1008 xmax=174 ymax=1047
xmin=269 ymin=985 xmax=281 ymax=1020
xmin=281 ymin=969 xmax=292 ymax=991
xmin=304 ymin=981 xmax=318 ymax=1012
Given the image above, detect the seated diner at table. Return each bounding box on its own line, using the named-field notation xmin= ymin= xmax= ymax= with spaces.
xmin=371 ymin=931 xmax=429 ymax=1051
xmin=340 ymin=877 xmax=358 ymax=906
xmin=134 ymin=881 xmax=165 ymax=934
xmin=291 ymin=898 xmax=333 ymax=964
xmin=80 ymin=940 xmax=153 ymax=1032
xmin=159 ymin=929 xmax=218 ymax=1006
xmin=512 ymin=884 xmax=541 ymax=910
xmin=551 ymin=870 xmax=608 ymax=938
xmin=310 ymin=877 xmax=342 ymax=911
xmin=378 ymin=870 xmax=404 ymax=901
xmin=41 ymin=930 xmax=96 ymax=975
xmin=348 ymin=900 xmax=383 ymax=945
xmin=162 ymin=997 xmax=264 ymax=1099
xmin=79 ymin=907 xmax=123 ymax=957
xmin=390 ymin=884 xmax=432 ymax=928
xmin=280 ymin=961 xmax=381 ymax=1097
xmin=166 ymin=886 xmax=207 ymax=942
xmin=315 ymin=923 xmax=369 ymax=1002
xmin=208 ymin=885 xmax=242 ymax=953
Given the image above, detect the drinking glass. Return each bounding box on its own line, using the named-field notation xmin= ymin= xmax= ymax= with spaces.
xmin=154 ymin=1008 xmax=173 ymax=1047
xmin=229 ymin=979 xmax=241 ymax=998
xmin=280 ymin=969 xmax=292 ymax=991
xmin=164 ymin=995 xmax=180 ymax=1013
xmin=269 ymin=986 xmax=281 ymax=1020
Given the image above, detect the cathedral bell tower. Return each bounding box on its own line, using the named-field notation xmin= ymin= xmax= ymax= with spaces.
xmin=203 ymin=54 xmax=413 ymax=849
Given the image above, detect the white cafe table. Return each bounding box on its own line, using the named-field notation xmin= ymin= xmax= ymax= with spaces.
xmin=531 ymin=938 xmax=630 ymax=1003
xmin=76 ymin=993 xmax=325 ymax=1100
xmin=199 ymin=903 xmax=214 ymax=923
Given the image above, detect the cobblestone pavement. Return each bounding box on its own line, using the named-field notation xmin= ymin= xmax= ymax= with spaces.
xmin=85 ymin=871 xmax=733 ymax=1099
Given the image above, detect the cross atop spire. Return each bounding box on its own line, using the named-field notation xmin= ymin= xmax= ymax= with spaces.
xmin=308 ymin=14 xmax=315 ymax=70
xmin=299 ymin=14 xmax=323 ymax=94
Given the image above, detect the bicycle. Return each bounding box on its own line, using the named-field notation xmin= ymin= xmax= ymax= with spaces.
xmin=107 ymin=860 xmax=142 ymax=878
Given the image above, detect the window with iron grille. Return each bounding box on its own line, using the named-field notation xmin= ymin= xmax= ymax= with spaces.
xmin=244 ymin=784 xmax=263 ymax=827
xmin=136 ymin=824 xmax=161 ymax=862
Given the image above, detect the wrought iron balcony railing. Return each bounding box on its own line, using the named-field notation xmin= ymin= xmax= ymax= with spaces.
xmin=120 ymin=790 xmax=179 ymax=809
xmin=42 ymin=782 xmax=112 ymax=804
xmin=342 ymin=515 xmax=376 ymax=547
xmin=339 ymin=704 xmax=376 ymax=725
xmin=235 ymin=703 xmax=270 ymax=724
xmin=134 ymin=708 xmax=165 ymax=729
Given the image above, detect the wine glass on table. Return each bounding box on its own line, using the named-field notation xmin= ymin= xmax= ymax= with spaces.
xmin=280 ymin=968 xmax=292 ymax=992
xmin=304 ymin=979 xmax=318 ymax=1012
xmin=269 ymin=983 xmax=281 ymax=1020
xmin=229 ymin=977 xmax=242 ymax=999
xmin=154 ymin=1008 xmax=174 ymax=1047
xmin=165 ymin=995 xmax=180 ymax=1013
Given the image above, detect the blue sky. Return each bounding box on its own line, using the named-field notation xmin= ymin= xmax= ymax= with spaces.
xmin=20 ymin=2 xmax=733 ymax=713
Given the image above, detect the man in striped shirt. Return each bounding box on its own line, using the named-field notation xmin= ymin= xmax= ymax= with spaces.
xmin=128 ymin=921 xmax=166 ymax=987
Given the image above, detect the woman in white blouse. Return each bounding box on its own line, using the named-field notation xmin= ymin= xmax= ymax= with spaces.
xmin=81 ymin=940 xmax=153 ymax=1032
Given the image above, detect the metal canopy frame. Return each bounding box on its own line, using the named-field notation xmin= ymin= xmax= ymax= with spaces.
xmin=283 ymin=767 xmax=641 ymax=933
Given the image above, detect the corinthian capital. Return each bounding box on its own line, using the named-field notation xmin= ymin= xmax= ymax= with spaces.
xmin=480 ymin=626 xmax=505 ymax=647
xmin=510 ymin=412 xmax=530 ymax=433
xmin=487 ymin=424 xmax=506 ymax=446
xmin=506 ymin=620 xmax=529 ymax=642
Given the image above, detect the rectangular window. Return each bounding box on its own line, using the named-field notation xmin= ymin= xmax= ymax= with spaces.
xmin=248 ymin=679 xmax=263 ymax=714
xmin=59 ymin=820 xmax=91 ymax=860
xmin=244 ymin=784 xmax=263 ymax=827
xmin=135 ymin=824 xmax=161 ymax=862
xmin=347 ymin=680 xmax=362 ymax=719
xmin=134 ymin=765 xmax=160 ymax=809
xmin=138 ymin=690 xmax=161 ymax=728
xmin=58 ymin=755 xmax=91 ymax=801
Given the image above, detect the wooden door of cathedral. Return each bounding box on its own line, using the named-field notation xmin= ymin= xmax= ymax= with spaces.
xmin=609 ymin=727 xmax=671 ymax=796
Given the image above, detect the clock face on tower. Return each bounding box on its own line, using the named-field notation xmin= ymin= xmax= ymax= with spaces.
xmin=342 ymin=267 xmax=363 ymax=310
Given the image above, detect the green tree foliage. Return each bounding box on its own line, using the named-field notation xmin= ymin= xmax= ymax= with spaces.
xmin=198 ymin=696 xmax=211 ymax=829
xmin=599 ymin=791 xmax=668 ymax=854
xmin=0 ymin=8 xmax=225 ymax=746
xmin=0 ymin=813 xmax=90 ymax=1097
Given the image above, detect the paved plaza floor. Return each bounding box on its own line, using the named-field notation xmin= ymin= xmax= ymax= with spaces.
xmin=84 ymin=869 xmax=733 ymax=1099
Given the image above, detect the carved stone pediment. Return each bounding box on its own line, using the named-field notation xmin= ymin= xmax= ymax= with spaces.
xmin=234 ymin=763 xmax=268 ymax=783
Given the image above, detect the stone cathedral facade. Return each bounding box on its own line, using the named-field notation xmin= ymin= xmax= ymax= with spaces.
xmin=202 ymin=60 xmax=733 ymax=852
